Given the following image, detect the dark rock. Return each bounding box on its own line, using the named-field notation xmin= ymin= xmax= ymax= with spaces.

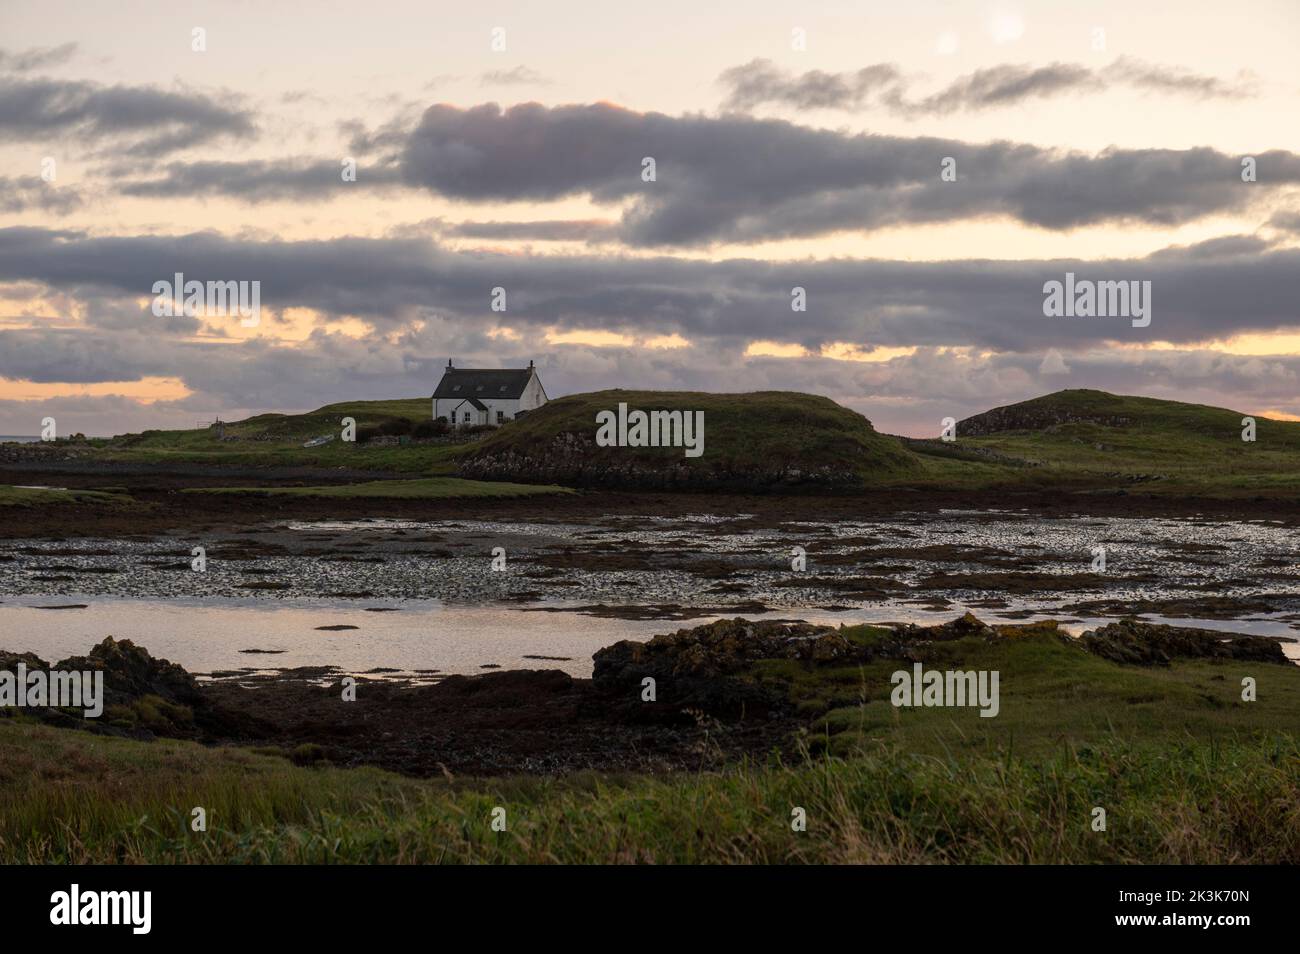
xmin=1079 ymin=619 xmax=1290 ymax=666
xmin=591 ymin=617 xmax=845 ymax=719
xmin=892 ymin=611 xmax=999 ymax=643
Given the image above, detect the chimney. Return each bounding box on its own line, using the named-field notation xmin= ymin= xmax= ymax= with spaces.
xmin=528 ymin=359 xmax=534 ymax=369
xmin=447 ymin=358 xmax=454 ymax=369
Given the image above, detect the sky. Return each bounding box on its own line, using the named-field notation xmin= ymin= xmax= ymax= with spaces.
xmin=1 ymin=0 xmax=1297 ymax=437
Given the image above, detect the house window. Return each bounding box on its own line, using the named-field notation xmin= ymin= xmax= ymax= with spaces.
xmin=496 ymin=410 xmax=504 ymax=423
xmin=462 ymin=412 xmax=471 ymax=423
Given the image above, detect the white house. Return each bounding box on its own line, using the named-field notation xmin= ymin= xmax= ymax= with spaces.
xmin=432 ymin=360 xmax=548 ymax=428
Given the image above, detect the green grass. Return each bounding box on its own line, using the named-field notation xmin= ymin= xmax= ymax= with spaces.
xmin=104 ymin=441 xmax=466 ymax=475
xmin=29 ymin=387 xmax=1300 ymax=495
xmin=0 ymin=720 xmax=1292 ymax=864
xmin=953 ymin=389 xmax=1300 ymax=495
xmin=746 ymin=624 xmax=1300 ymax=756
xmin=3 ymin=624 xmax=1296 ymax=864
xmin=96 ymin=397 xmax=469 ymax=475
xmin=0 ymin=485 xmax=134 ymax=508
xmin=466 ymin=389 xmax=919 ymax=486
xmin=180 ymin=477 xmax=572 ymax=500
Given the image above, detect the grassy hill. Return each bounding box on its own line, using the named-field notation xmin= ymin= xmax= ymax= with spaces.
xmin=945 ymin=389 xmax=1300 ymax=495
xmin=12 ymin=387 xmax=1298 ymax=498
xmin=459 ymin=390 xmax=920 ymax=490
xmin=96 ymin=397 xmax=463 ymax=474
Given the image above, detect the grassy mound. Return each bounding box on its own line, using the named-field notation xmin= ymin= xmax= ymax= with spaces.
xmin=460 ymin=390 xmax=919 ymax=490
xmin=119 ymin=398 xmax=432 ymax=446
xmin=951 ymin=389 xmax=1300 ymax=494
xmin=92 ymin=397 xmax=463 ymax=474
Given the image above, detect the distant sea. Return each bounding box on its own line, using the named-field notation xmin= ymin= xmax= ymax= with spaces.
xmin=0 ymin=436 xmax=40 ymax=443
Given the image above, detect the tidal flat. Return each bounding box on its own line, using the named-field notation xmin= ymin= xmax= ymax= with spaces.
xmin=0 ymin=510 xmax=1296 ymax=679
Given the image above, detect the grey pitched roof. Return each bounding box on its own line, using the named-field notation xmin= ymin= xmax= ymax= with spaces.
xmin=451 ymin=397 xmax=488 ymax=412
xmin=434 ymin=368 xmax=532 ymax=399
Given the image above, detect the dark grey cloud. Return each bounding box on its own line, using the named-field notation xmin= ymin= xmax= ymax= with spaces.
xmin=1 ymin=226 xmax=1296 ymax=359
xmin=1111 ymin=57 xmax=1255 ymax=98
xmin=0 ymin=43 xmax=78 ymax=73
xmin=913 ymin=62 xmax=1095 ymax=114
xmin=445 ymin=219 xmax=617 ymax=241
xmin=1266 ymin=210 xmax=1300 ymax=234
xmin=118 ymin=157 xmax=403 ymax=201
xmin=0 ymin=175 xmax=85 ymax=214
xmin=0 ymin=75 xmax=255 ymax=156
xmin=396 ymin=102 xmax=1300 ymax=245
xmin=3 ymin=321 xmax=1298 ymax=440
xmin=719 ymin=60 xmax=903 ymax=111
xmin=719 ymin=56 xmax=1254 ymax=115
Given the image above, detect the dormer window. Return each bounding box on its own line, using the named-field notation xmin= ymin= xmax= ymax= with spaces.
xmin=452 ymin=384 xmax=461 ymax=391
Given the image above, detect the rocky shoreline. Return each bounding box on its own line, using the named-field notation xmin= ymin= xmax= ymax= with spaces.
xmin=3 ymin=614 xmax=1291 ymax=778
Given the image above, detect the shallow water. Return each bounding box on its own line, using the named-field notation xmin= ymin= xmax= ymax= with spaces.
xmin=1 ymin=512 xmax=1296 ymax=677
xmin=1 ymin=511 xmax=1295 ymax=606
xmin=0 ymin=595 xmax=1294 ymax=680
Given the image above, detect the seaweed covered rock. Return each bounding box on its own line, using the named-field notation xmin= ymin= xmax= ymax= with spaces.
xmin=891 ymin=612 xmax=999 ymax=643
xmin=591 ymin=618 xmax=851 ymax=718
xmin=56 ymin=637 xmax=204 ymax=708
xmin=1079 ymin=619 xmax=1291 ymax=666
xmin=0 ymin=637 xmax=262 ymax=739
xmin=595 ymin=618 xmax=839 ymax=680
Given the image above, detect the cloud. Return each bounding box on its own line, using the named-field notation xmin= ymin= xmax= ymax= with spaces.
xmin=914 ymin=62 xmax=1096 ymax=114
xmin=0 ymin=176 xmax=85 ymax=215
xmin=719 ymin=60 xmax=903 ymax=111
xmin=445 ymin=219 xmax=617 ymax=241
xmin=0 ymin=76 xmax=256 ymax=156
xmin=0 ymin=43 xmax=78 ymax=73
xmin=1 ymin=222 xmax=1296 ymax=437
xmin=118 ymin=157 xmax=403 ymax=201
xmin=480 ymin=66 xmax=553 ymax=87
xmin=3 ymin=323 xmax=1298 ymax=439
xmin=396 ymin=102 xmax=1300 ymax=245
xmin=1111 ymin=57 xmax=1255 ymax=98
xmin=1 ymin=225 xmax=1296 ymax=357
xmin=1266 ymin=210 xmax=1300 ymax=234
xmin=718 ymin=56 xmax=1254 ymax=116
xmin=1039 ymin=349 xmax=1070 ymax=375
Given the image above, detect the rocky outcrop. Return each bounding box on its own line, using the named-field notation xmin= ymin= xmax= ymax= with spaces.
xmin=1 ymin=637 xmax=256 ymax=738
xmin=958 ymin=400 xmax=1131 ymax=436
xmin=1079 ymin=619 xmax=1291 ymax=666
xmin=591 ymin=618 xmax=858 ymax=718
xmin=459 ymin=432 xmax=865 ymax=491
xmin=55 ymin=637 xmax=204 ymax=707
xmin=890 ymin=612 xmax=1001 ymax=643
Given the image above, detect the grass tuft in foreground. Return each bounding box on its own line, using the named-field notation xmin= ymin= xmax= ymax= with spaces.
xmin=0 ymin=719 xmax=1294 ymax=864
